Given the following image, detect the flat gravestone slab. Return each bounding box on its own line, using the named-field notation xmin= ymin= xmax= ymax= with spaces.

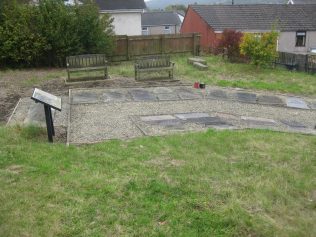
xmin=241 ymin=116 xmax=277 ymax=126
xmin=236 ymin=92 xmax=257 ymax=104
xmin=24 ymin=102 xmax=55 ymax=125
xmin=186 ymin=116 xmax=229 ymax=126
xmin=157 ymin=93 xmax=180 ymax=101
xmin=257 ymin=95 xmax=285 ymax=106
xmin=141 ymin=115 xmax=176 ymax=122
xmin=102 ymin=91 xmax=131 ymax=103
xmin=178 ymin=92 xmax=203 ymax=100
xmin=145 ymin=119 xmax=184 ymax=128
xmin=130 ymin=89 xmax=157 ymax=101
xmin=153 ymin=87 xmax=174 ymax=94
xmin=281 ymin=120 xmax=306 ymax=128
xmin=286 ymin=97 xmax=309 ymax=109
xmin=72 ymin=91 xmax=99 ymax=104
xmin=175 ymin=113 xmax=210 ymax=120
xmin=174 ymin=87 xmax=196 ymax=94
xmin=206 ymin=90 xmax=228 ymax=99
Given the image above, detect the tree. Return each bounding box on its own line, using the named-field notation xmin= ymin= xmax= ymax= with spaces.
xmin=165 ymin=4 xmax=186 ymax=12
xmin=218 ymin=29 xmax=243 ymax=62
xmin=0 ymin=0 xmax=114 ymax=67
xmin=240 ymin=31 xmax=279 ymax=68
xmin=0 ymin=2 xmax=48 ymax=66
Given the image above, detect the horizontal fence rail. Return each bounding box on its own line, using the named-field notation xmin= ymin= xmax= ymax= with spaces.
xmin=276 ymin=52 xmax=316 ymax=74
xmin=111 ymin=33 xmax=201 ymax=61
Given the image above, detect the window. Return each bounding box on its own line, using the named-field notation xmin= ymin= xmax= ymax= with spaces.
xmin=164 ymin=26 xmax=171 ymax=34
xmin=296 ymin=31 xmax=306 ymax=47
xmin=142 ymin=27 xmax=148 ymax=35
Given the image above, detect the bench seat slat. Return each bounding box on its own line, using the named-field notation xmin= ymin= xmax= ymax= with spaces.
xmin=135 ymin=55 xmax=174 ymax=80
xmin=66 ymin=54 xmax=108 ymax=81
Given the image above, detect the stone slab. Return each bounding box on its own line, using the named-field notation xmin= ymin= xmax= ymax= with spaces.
xmin=257 ymin=95 xmax=285 ymax=106
xmin=186 ymin=116 xmax=229 ymax=126
xmin=141 ymin=115 xmax=176 ymax=122
xmin=286 ymin=97 xmax=309 ymax=109
xmin=175 ymin=113 xmax=210 ymax=120
xmin=144 ymin=119 xmax=184 ymax=128
xmin=130 ymin=89 xmax=157 ymax=102
xmin=193 ymin=62 xmax=208 ymax=70
xmin=153 ymin=87 xmax=174 ymax=94
xmin=236 ymin=92 xmax=257 ymax=104
xmin=241 ymin=116 xmax=277 ymax=126
xmin=280 ymin=120 xmax=306 ymax=128
xmin=157 ymin=93 xmax=180 ymax=101
xmin=206 ymin=90 xmax=228 ymax=99
xmin=102 ymin=91 xmax=131 ymax=103
xmin=188 ymin=57 xmax=207 ymax=65
xmin=72 ymin=91 xmax=99 ymax=104
xmin=24 ymin=102 xmax=55 ymax=125
xmin=178 ymin=92 xmax=203 ymax=100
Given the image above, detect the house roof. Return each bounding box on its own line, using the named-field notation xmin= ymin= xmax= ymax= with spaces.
xmin=142 ymin=11 xmax=181 ymax=26
xmin=190 ymin=4 xmax=316 ymax=32
xmin=95 ymin=0 xmax=146 ymax=11
xmin=292 ymin=0 xmax=316 ymax=3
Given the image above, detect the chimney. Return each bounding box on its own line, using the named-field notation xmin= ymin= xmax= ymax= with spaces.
xmin=232 ymin=0 xmax=234 ymax=5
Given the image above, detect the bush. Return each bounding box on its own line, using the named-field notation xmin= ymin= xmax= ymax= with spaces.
xmin=0 ymin=0 xmax=114 ymax=68
xmin=240 ymin=31 xmax=279 ymax=68
xmin=218 ymin=29 xmax=243 ymax=62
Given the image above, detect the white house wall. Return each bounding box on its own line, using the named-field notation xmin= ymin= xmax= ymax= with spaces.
xmin=105 ymin=12 xmax=142 ymax=36
xmin=278 ymin=31 xmax=316 ymax=54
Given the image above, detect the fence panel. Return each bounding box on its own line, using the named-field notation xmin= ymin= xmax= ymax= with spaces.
xmin=277 ymin=52 xmax=316 ymax=74
xmin=111 ymin=33 xmax=200 ymax=61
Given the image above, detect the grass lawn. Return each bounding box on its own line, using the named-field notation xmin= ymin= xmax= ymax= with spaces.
xmin=110 ymin=54 xmax=316 ymax=96
xmin=0 ymin=126 xmax=315 ymax=236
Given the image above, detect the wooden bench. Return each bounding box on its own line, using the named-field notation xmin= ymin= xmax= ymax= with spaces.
xmin=134 ymin=55 xmax=175 ymax=80
xmin=66 ymin=54 xmax=108 ymax=82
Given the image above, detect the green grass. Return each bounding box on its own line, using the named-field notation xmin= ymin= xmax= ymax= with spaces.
xmin=175 ymin=55 xmax=316 ymax=96
xmin=1 ymin=126 xmax=315 ymax=236
xmin=109 ymin=55 xmax=316 ymax=96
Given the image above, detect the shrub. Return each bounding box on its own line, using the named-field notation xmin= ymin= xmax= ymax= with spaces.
xmin=240 ymin=31 xmax=279 ymax=68
xmin=218 ymin=29 xmax=243 ymax=62
xmin=0 ymin=2 xmax=48 ymax=66
xmin=0 ymin=0 xmax=114 ymax=68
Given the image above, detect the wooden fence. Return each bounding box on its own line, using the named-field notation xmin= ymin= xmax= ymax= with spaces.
xmin=110 ymin=33 xmax=201 ymax=61
xmin=276 ymin=52 xmax=316 ymax=74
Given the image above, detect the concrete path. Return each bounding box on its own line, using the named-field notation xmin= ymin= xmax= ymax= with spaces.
xmin=7 ymin=86 xmax=316 ymax=144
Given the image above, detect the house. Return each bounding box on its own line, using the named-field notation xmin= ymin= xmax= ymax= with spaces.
xmin=181 ymin=4 xmax=316 ymax=54
xmin=95 ymin=0 xmax=147 ymax=36
xmin=141 ymin=12 xmax=182 ymax=35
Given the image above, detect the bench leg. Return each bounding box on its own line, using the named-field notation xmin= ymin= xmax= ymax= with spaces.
xmin=67 ymin=70 xmax=70 ymax=81
xmin=104 ymin=67 xmax=108 ymax=79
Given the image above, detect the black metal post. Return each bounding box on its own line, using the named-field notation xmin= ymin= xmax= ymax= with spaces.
xmin=44 ymin=104 xmax=54 ymax=143
xmin=49 ymin=107 xmax=55 ymax=136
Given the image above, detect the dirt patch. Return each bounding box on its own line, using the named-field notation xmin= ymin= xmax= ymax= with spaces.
xmin=0 ymin=68 xmax=188 ymax=125
xmin=6 ymin=165 xmax=24 ymax=174
xmin=145 ymin=157 xmax=186 ymax=168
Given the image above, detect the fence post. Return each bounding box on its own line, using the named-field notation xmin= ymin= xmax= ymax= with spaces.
xmin=160 ymin=35 xmax=165 ymax=54
xmin=305 ymin=54 xmax=309 ymax=73
xmin=193 ymin=33 xmax=199 ymax=56
xmin=126 ymin=35 xmax=130 ymax=60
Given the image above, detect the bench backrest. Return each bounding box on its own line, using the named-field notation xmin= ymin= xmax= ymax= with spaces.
xmin=136 ymin=55 xmax=171 ymax=69
xmin=66 ymin=54 xmax=107 ymax=68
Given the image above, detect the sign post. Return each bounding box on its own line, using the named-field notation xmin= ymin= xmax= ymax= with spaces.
xmin=31 ymin=88 xmax=62 ymax=143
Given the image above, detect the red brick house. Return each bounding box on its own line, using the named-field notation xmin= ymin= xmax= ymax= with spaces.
xmin=181 ymin=4 xmax=316 ymax=54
